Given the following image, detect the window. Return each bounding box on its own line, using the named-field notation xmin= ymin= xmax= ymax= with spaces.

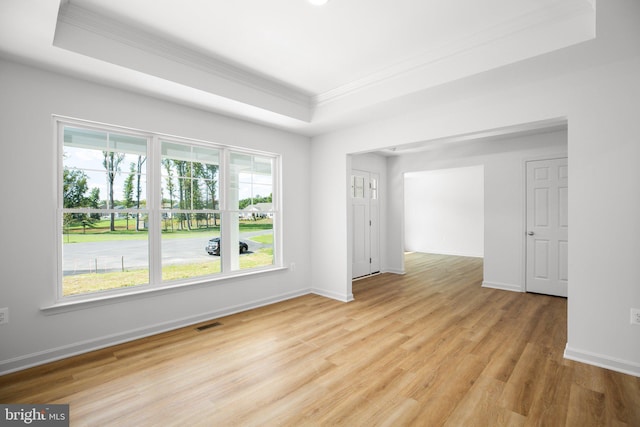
xmin=229 ymin=152 xmax=275 ymax=271
xmin=370 ymin=177 xmax=378 ymax=200
xmin=160 ymin=141 xmax=221 ymax=281
xmin=351 ymin=175 xmax=365 ymax=198
xmin=61 ymin=126 xmax=149 ymax=296
xmin=57 ymin=118 xmax=280 ymax=300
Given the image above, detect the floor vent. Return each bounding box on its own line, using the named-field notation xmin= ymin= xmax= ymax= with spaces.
xmin=196 ymin=321 xmax=222 ymax=331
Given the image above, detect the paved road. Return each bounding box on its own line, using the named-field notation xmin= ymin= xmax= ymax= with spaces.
xmin=63 ymin=231 xmax=271 ymax=275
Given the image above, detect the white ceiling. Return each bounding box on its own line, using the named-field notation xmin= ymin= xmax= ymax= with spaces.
xmin=62 ymin=0 xmax=565 ymax=95
xmin=0 ymin=0 xmax=595 ymax=136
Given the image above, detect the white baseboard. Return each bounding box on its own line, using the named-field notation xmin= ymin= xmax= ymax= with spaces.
xmin=407 ymin=250 xmax=483 ymax=258
xmin=0 ymin=289 xmax=312 ymax=376
xmin=383 ymin=268 xmax=405 ymax=275
xmin=312 ymin=288 xmax=354 ymax=302
xmin=482 ymin=281 xmax=524 ymax=292
xmin=564 ymin=345 xmax=640 ymax=377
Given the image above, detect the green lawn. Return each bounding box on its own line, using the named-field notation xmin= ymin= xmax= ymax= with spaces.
xmin=250 ymin=234 xmax=273 ymax=244
xmin=63 ymin=248 xmax=274 ymax=296
xmin=63 ymin=219 xmax=272 ymax=244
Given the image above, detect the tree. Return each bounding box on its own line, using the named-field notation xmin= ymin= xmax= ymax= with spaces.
xmin=174 ymin=160 xmax=188 ymax=230
xmin=123 ymin=162 xmax=135 ymax=230
xmin=191 ymin=169 xmax=205 ymax=228
xmin=195 ymin=162 xmax=218 ymax=226
xmin=134 ymin=155 xmax=146 ymax=231
xmin=63 ymin=169 xmax=89 ymax=210
xmin=162 ymin=159 xmax=176 ymax=232
xmin=63 ymin=168 xmax=100 ymax=237
xmin=103 ymin=151 xmax=125 ymax=231
xmin=88 ymin=188 xmax=101 ymax=221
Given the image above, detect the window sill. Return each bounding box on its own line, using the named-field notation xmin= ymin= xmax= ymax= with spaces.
xmin=41 ymin=266 xmax=288 ymax=315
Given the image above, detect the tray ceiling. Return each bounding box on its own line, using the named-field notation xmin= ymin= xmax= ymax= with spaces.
xmin=0 ymin=0 xmax=595 ymax=134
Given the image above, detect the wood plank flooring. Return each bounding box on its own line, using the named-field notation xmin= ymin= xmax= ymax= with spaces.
xmin=1 ymin=253 xmax=639 ymax=426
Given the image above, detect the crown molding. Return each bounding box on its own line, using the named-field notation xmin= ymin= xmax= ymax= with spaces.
xmin=53 ymin=0 xmax=593 ymax=126
xmin=313 ymin=0 xmax=594 ymax=107
xmin=56 ymin=2 xmax=312 ymax=110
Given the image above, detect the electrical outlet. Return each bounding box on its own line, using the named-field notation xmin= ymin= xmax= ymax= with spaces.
xmin=0 ymin=307 xmax=8 ymax=325
xmin=631 ymin=308 xmax=640 ymax=326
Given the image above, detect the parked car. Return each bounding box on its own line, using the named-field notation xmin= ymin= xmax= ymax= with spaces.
xmin=205 ymin=237 xmax=249 ymax=256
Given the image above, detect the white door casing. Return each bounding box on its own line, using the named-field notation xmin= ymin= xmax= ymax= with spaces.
xmin=352 ymin=170 xmax=380 ymax=279
xmin=370 ymin=173 xmax=380 ymax=275
xmin=525 ymin=158 xmax=568 ymax=297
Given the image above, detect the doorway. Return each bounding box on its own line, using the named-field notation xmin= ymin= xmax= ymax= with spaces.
xmin=404 ymin=165 xmax=484 ymax=257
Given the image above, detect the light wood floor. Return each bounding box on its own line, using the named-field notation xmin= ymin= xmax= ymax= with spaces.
xmin=1 ymin=253 xmax=639 ymax=426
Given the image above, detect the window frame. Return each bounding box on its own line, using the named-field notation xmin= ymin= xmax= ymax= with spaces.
xmin=55 ymin=116 xmax=282 ymax=304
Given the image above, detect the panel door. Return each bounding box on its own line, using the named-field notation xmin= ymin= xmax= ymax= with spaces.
xmin=526 ymin=158 xmax=568 ymax=297
xmin=351 ymin=170 xmax=380 ymax=279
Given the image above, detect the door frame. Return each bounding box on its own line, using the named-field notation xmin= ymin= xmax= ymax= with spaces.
xmin=521 ymin=153 xmax=568 ymax=294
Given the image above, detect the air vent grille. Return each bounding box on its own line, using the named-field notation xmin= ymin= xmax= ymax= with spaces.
xmin=196 ymin=321 xmax=222 ymax=331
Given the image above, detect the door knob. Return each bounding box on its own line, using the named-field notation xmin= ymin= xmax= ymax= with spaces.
xmin=527 ymin=231 xmax=534 ymax=236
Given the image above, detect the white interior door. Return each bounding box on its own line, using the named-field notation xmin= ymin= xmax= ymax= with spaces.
xmin=526 ymin=158 xmax=568 ymax=297
xmin=352 ymin=170 xmax=380 ymax=279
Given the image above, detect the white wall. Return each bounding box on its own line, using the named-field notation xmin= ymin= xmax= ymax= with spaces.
xmin=0 ymin=60 xmax=311 ymax=374
xmin=311 ymin=1 xmax=640 ymax=376
xmin=404 ymin=165 xmax=484 ymax=258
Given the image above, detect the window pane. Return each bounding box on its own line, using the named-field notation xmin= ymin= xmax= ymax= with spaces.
xmin=62 ymin=213 xmax=149 ymax=296
xmin=371 ymin=177 xmax=378 ymax=200
xmin=162 ymin=142 xmax=193 ymax=162
xmin=64 ymin=146 xmax=107 ymax=174
xmin=64 ymin=127 xmax=147 ymax=156
xmin=63 ymin=168 xmax=105 ymax=208
xmin=64 ymin=127 xmax=108 ymax=151
xmin=63 ymin=127 xmax=147 ymax=211
xmin=193 ymin=146 xmax=220 ymax=164
xmin=161 ymin=213 xmax=221 ymax=281
xmin=199 ymin=178 xmax=219 ymax=210
xmin=162 ymin=142 xmax=220 ymax=169
xmin=230 ymin=152 xmax=252 ymax=172
xmin=110 ymin=133 xmax=147 ymax=156
xmin=117 ymin=155 xmax=147 ymax=208
xmin=175 ymin=176 xmax=195 ymax=210
xmin=253 ymin=156 xmax=272 ymax=175
xmin=161 ymin=142 xmax=220 ymax=213
xmin=352 ymin=175 xmax=365 ymax=198
xmin=230 ymin=153 xmax=274 ymax=210
xmin=234 ymin=213 xmax=274 ymax=271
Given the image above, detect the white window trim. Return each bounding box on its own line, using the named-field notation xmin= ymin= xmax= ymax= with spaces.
xmin=50 ymin=115 xmax=282 ymax=310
